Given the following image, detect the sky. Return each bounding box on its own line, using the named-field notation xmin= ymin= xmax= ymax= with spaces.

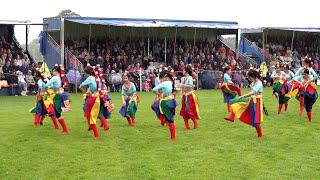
xmin=1 ymin=0 xmax=320 ymax=44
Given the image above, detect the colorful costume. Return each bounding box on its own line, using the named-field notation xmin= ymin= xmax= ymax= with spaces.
xmin=291 ymin=75 xmax=318 ymax=122
xmin=98 ymin=93 xmax=114 ymax=131
xmin=29 ymin=79 xmax=47 ymax=127
xmin=119 ymin=82 xmax=139 ymax=126
xmin=80 ymin=75 xmax=105 ymax=138
xmin=152 ymin=81 xmax=177 ymax=140
xmin=293 ymin=67 xmax=318 ymax=116
xmin=225 ymin=80 xmax=264 ymax=138
xmin=43 ymin=75 xmax=69 ymax=134
xmin=281 ymin=70 xmax=295 ymax=111
xmin=271 ymin=70 xmax=288 ymax=114
xmin=180 ymin=75 xmax=200 ymax=129
xmin=221 ymin=73 xmax=241 ymax=112
xmin=151 ymin=76 xmax=164 ymax=125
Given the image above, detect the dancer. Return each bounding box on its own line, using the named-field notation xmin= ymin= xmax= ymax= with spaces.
xmin=43 ymin=64 xmax=69 ymax=134
xmin=80 ymin=65 xmax=104 ymax=138
xmin=221 ymin=66 xmax=241 ymax=112
xmin=119 ymin=73 xmax=139 ymax=126
xmin=29 ymin=69 xmax=48 ymax=127
xmin=224 ymin=69 xmax=264 ymax=138
xmin=97 ymin=65 xmax=113 ymax=131
xmin=152 ymin=70 xmax=177 ymax=140
xmin=282 ymin=64 xmax=295 ymax=111
xmin=291 ymin=68 xmax=318 ymax=122
xmin=180 ymin=65 xmax=200 ymax=130
xmin=294 ymin=57 xmax=318 ymax=115
xmin=271 ymin=64 xmax=287 ymax=114
xmin=151 ymin=70 xmax=166 ymax=125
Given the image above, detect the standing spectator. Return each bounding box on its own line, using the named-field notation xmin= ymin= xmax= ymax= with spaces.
xmin=25 ymin=70 xmax=36 ymax=94
xmin=0 ymin=53 xmax=7 ymax=74
xmin=16 ymin=70 xmax=27 ymax=96
xmin=143 ymin=79 xmax=151 ymax=92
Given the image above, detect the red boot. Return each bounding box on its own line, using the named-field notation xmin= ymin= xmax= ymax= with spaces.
xmin=307 ymin=112 xmax=312 ymax=122
xmin=184 ymin=119 xmax=190 ymax=130
xmin=34 ymin=114 xmax=40 ymax=127
xmin=126 ymin=117 xmax=132 ymax=126
xmin=168 ymin=123 xmax=176 ymax=140
xmin=58 ymin=118 xmax=68 ymax=134
xmin=39 ymin=115 xmax=45 ymax=125
xmin=131 ymin=119 xmax=136 ymax=126
xmin=255 ymin=125 xmax=263 ymax=138
xmin=224 ymin=111 xmax=235 ymax=122
xmin=298 ymin=97 xmax=304 ymax=116
xmin=90 ymin=124 xmax=99 ymax=138
xmin=192 ymin=118 xmax=198 ymax=129
xmin=100 ymin=116 xmax=110 ymax=131
xmin=226 ymin=102 xmax=231 ymax=112
xmin=159 ymin=114 xmax=165 ymax=126
xmin=278 ymin=104 xmax=283 ymax=114
xmin=284 ymin=104 xmax=288 ymax=111
xmin=50 ymin=116 xmax=59 ymax=129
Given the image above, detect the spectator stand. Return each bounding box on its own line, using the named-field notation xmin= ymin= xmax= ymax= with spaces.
xmin=240 ymin=27 xmax=320 ymax=65
xmin=0 ymin=20 xmax=40 ymax=96
xmin=41 ymin=17 xmax=241 ymax=93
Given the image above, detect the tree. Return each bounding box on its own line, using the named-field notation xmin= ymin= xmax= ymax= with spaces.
xmin=21 ymin=38 xmax=43 ymax=61
xmin=55 ymin=9 xmax=80 ymax=17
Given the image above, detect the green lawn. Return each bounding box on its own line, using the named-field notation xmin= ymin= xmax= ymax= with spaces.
xmin=0 ymin=88 xmax=320 ymax=179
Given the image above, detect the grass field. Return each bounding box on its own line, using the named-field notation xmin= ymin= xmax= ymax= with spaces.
xmin=0 ymin=87 xmax=320 ymax=179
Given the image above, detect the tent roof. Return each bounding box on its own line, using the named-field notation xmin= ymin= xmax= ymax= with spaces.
xmin=0 ymin=20 xmax=31 ymax=25
xmin=64 ymin=17 xmax=238 ymax=29
xmin=241 ymin=27 xmax=320 ymax=33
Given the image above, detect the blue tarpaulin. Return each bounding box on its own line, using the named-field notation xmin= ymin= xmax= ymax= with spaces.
xmin=39 ymin=31 xmax=46 ymax=56
xmin=65 ymin=17 xmax=238 ymax=29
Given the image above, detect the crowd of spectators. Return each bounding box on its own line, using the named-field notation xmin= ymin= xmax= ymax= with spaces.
xmin=245 ymin=35 xmax=320 ymax=72
xmin=66 ymin=36 xmax=239 ymax=72
xmin=65 ymin=36 xmax=242 ymax=91
xmin=2 ymin=32 xmax=320 ymax=95
xmin=0 ymin=36 xmax=37 ymax=96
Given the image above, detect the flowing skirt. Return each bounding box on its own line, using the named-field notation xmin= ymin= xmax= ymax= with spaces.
xmin=221 ymin=83 xmax=242 ymax=103
xmin=230 ymin=95 xmax=263 ymax=127
xmin=83 ymin=94 xmax=101 ymax=125
xmin=303 ymin=83 xmax=318 ymax=112
xmin=180 ymin=91 xmax=200 ymax=120
xmin=43 ymin=89 xmax=69 ymax=118
xmin=99 ymin=95 xmax=114 ymax=119
xmin=119 ymin=95 xmax=139 ymax=119
xmin=273 ymin=80 xmax=290 ymax=104
xmin=159 ymin=97 xmax=177 ymax=123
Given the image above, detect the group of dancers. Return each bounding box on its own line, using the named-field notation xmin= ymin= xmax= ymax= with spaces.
xmin=29 ymin=63 xmax=200 ymax=140
xmin=30 ymin=57 xmax=318 ymax=140
xmin=221 ymin=56 xmax=318 ymax=138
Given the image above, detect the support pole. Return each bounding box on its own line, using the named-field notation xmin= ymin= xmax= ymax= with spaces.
xmin=75 ymin=65 xmax=78 ymax=94
xmin=262 ymin=30 xmax=265 ymax=61
xmin=291 ymin=31 xmax=295 ymax=51
xmin=89 ymin=24 xmax=92 ymax=53
xmin=174 ymin=27 xmax=177 ymax=56
xmin=139 ymin=67 xmax=142 ymax=92
xmin=60 ymin=17 xmax=65 ymax=66
xmin=148 ymin=28 xmax=150 ymax=57
xmin=164 ymin=37 xmax=167 ymax=65
xmin=25 ymin=25 xmax=28 ymax=51
xmin=193 ymin=28 xmax=196 ymax=47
